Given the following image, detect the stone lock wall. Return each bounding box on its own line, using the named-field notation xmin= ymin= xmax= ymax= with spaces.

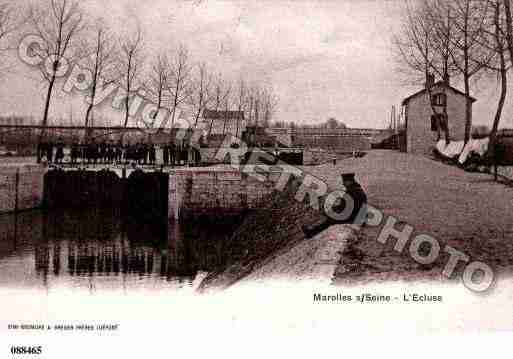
xmin=0 ymin=164 xmax=46 ymax=214
xmin=169 ymin=168 xmax=275 ymax=220
xmin=293 ymin=135 xmax=371 ymax=154
xmin=0 ymin=163 xmax=330 ymax=220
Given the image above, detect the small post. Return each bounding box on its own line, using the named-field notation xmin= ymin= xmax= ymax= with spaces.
xmin=14 ymin=168 xmax=20 ymax=213
xmin=494 ymin=141 xmax=501 ymax=182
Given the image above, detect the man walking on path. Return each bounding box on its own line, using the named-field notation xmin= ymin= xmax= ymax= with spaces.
xmin=303 ymin=172 xmax=367 ymax=238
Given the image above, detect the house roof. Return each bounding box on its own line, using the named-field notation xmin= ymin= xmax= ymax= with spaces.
xmin=401 ymin=81 xmax=477 ymax=106
xmin=203 ymin=109 xmax=245 ymax=120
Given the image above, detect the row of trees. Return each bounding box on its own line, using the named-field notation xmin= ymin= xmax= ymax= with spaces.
xmin=141 ymin=47 xmax=279 ymax=136
xmin=271 ymin=118 xmax=347 ymax=130
xmin=0 ymin=0 xmax=279 ymax=146
xmin=395 ymin=0 xmax=513 ymax=144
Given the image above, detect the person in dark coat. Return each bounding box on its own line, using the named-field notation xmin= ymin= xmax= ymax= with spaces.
xmin=78 ymin=142 xmax=84 ymax=164
xmin=194 ymin=147 xmax=201 ymax=166
xmin=114 ymin=144 xmax=121 ymax=164
xmin=182 ymin=141 xmax=189 ymax=166
xmin=99 ymin=141 xmax=106 ymax=164
xmin=105 ymin=142 xmax=111 ymax=163
xmin=89 ymin=140 xmax=98 ymax=165
xmin=83 ymin=142 xmax=89 ymax=164
xmin=142 ymin=143 xmax=149 ymax=165
xmin=122 ymin=143 xmax=128 ymax=164
xmin=70 ymin=142 xmax=79 ymax=165
xmin=302 ymin=173 xmax=368 ymax=239
xmin=46 ymin=140 xmax=54 ymax=164
xmin=136 ymin=142 xmax=143 ymax=165
xmin=38 ymin=141 xmax=46 ymax=163
xmin=107 ymin=143 xmax=114 ymax=164
xmin=178 ymin=142 xmax=182 ymax=166
xmin=55 ymin=139 xmax=64 ymax=163
xmin=149 ymin=143 xmax=156 ymax=165
xmin=169 ymin=142 xmax=176 ymax=167
xmin=37 ymin=141 xmax=43 ymax=163
xmin=163 ymin=143 xmax=169 ymax=166
xmin=126 ymin=143 xmax=133 ymax=163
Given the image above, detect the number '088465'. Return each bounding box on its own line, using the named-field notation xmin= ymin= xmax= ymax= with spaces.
xmin=10 ymin=346 xmax=42 ymax=355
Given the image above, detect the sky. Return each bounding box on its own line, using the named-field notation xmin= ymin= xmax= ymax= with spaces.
xmin=1 ymin=0 xmax=513 ymax=130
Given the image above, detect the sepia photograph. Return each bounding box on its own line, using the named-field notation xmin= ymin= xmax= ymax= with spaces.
xmin=0 ymin=0 xmax=512 ymax=357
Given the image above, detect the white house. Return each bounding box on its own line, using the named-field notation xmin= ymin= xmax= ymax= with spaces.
xmin=401 ymin=80 xmax=476 ymax=154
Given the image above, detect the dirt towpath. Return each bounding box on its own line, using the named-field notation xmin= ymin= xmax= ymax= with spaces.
xmin=300 ymin=150 xmax=513 ymax=284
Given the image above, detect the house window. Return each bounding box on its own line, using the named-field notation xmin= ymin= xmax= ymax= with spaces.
xmin=431 ymin=114 xmax=448 ymax=132
xmin=431 ymin=93 xmax=447 ymax=107
xmin=431 ymin=114 xmax=439 ymax=131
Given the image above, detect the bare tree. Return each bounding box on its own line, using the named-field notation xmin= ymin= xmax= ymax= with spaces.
xmin=426 ymin=0 xmax=458 ymax=142
xmin=27 ymin=0 xmax=83 ymax=161
xmin=261 ymin=86 xmax=278 ymax=127
xmin=253 ymin=86 xmax=261 ymax=127
xmin=476 ymin=0 xmax=510 ymax=141
xmin=144 ymin=52 xmax=171 ymax=131
xmin=221 ymin=80 xmax=232 ymax=136
xmin=445 ymin=0 xmax=491 ymax=143
xmin=207 ymin=72 xmax=226 ymax=137
xmin=395 ymin=0 xmax=491 ymax=144
xmin=394 ymin=3 xmax=440 ymax=84
xmin=491 ymin=0 xmax=508 ymax=140
xmin=394 ymin=1 xmax=452 ymax=142
xmin=244 ymin=84 xmax=263 ymax=127
xmin=118 ymin=27 xmax=143 ymax=139
xmin=504 ymin=0 xmax=513 ymax=63
xmin=0 ymin=2 xmax=21 ymax=67
xmin=190 ymin=62 xmax=212 ymax=127
xmin=167 ymin=44 xmax=191 ymax=128
xmin=81 ymin=21 xmax=117 ymax=138
xmin=248 ymin=85 xmax=277 ymax=128
xmin=245 ymin=85 xmax=255 ymax=126
xmin=0 ymin=3 xmax=14 ymax=41
xmin=235 ymin=76 xmax=246 ymax=137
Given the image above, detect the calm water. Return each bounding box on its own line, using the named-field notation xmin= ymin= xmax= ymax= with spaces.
xmin=0 ymin=209 xmax=240 ymax=293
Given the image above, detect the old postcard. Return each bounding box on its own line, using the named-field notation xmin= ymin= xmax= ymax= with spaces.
xmin=0 ymin=0 xmax=512 ymax=357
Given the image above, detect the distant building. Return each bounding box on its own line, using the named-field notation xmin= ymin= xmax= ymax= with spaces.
xmin=243 ymin=126 xmax=282 ymax=147
xmin=0 ymin=116 xmax=24 ymax=126
xmin=265 ymin=127 xmax=385 ymax=138
xmin=0 ymin=116 xmax=38 ymax=153
xmin=401 ymin=80 xmax=476 ymax=154
xmin=265 ymin=127 xmax=387 ymax=152
xmin=201 ymin=110 xmax=246 ymax=137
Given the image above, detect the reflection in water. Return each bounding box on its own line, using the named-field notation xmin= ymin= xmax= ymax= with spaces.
xmin=0 ymin=210 xmax=240 ymax=292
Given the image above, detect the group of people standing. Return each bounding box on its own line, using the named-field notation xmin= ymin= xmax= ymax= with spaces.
xmin=37 ymin=139 xmax=201 ymax=167
xmin=68 ymin=141 xmax=157 ymax=166
xmin=37 ymin=140 xmax=66 ymax=164
xmin=162 ymin=142 xmax=201 ymax=167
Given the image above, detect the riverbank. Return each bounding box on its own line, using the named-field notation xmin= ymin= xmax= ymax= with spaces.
xmin=198 ymin=155 xmax=367 ymax=291
xmin=310 ymin=151 xmax=513 ymax=285
xmin=5 ymin=150 xmax=511 ymax=289
xmin=203 ymin=150 xmax=513 ymax=289
xmin=198 ymin=180 xmax=331 ymax=292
